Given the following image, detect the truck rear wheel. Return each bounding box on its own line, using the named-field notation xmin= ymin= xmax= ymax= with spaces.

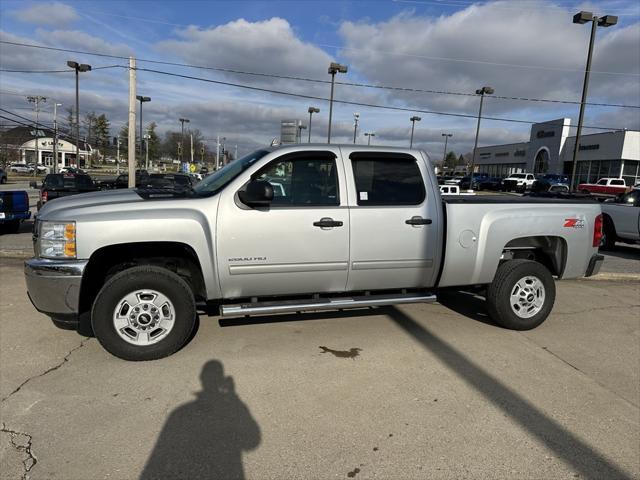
xmin=486 ymin=259 xmax=555 ymax=330
xmin=91 ymin=265 xmax=197 ymax=361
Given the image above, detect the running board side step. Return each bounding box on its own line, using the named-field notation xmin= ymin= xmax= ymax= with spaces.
xmin=220 ymin=293 xmax=437 ymax=318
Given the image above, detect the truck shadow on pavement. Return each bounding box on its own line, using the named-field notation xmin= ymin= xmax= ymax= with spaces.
xmin=385 ymin=306 xmax=632 ymax=480
xmin=139 ymin=360 xmax=260 ymax=480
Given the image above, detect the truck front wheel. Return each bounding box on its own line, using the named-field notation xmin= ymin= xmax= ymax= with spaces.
xmin=91 ymin=265 xmax=197 ymax=361
xmin=486 ymin=259 xmax=555 ymax=330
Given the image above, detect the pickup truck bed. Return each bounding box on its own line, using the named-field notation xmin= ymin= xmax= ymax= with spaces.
xmin=25 ymin=144 xmax=604 ymax=361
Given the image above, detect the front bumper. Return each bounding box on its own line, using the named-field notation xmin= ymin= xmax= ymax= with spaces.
xmin=585 ymin=253 xmax=604 ymax=277
xmin=24 ymin=258 xmax=88 ymax=318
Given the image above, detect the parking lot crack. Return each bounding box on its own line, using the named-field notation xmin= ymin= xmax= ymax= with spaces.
xmin=1 ymin=338 xmax=90 ymax=403
xmin=519 ymin=335 xmax=639 ymax=409
xmin=1 ymin=423 xmax=37 ymax=480
xmin=555 ymin=304 xmax=640 ymax=316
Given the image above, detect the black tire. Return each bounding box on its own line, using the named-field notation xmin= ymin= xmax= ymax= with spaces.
xmin=0 ymin=176 xmax=6 ymax=184
xmin=486 ymin=259 xmax=555 ymax=331
xmin=91 ymin=265 xmax=197 ymax=361
xmin=600 ymin=216 xmax=617 ymax=251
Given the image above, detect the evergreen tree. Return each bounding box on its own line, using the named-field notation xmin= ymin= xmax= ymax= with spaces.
xmin=146 ymin=122 xmax=160 ymax=160
xmin=445 ymin=151 xmax=457 ymax=170
xmin=93 ymin=114 xmax=111 ymax=148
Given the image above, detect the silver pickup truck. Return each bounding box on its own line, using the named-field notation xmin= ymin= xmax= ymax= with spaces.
xmin=25 ymin=145 xmax=604 ymax=360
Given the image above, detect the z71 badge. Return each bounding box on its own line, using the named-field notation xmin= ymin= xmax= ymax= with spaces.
xmin=563 ymin=218 xmax=585 ymax=229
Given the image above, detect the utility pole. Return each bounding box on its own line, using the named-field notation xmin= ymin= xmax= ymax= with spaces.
xmin=53 ymin=102 xmax=61 ymax=173
xmin=128 ymin=57 xmax=137 ymax=187
xmin=234 ymin=144 xmax=238 ymax=161
xmin=216 ymin=135 xmax=220 ymax=170
xmin=27 ymin=96 xmax=46 ymax=178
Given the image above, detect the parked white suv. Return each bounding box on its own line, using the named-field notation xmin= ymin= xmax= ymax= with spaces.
xmin=502 ymin=173 xmax=536 ymax=192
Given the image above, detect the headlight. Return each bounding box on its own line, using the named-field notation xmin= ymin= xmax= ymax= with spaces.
xmin=39 ymin=221 xmax=76 ymax=258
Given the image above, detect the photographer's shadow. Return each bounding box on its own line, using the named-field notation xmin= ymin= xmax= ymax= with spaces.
xmin=140 ymin=360 xmax=261 ymax=480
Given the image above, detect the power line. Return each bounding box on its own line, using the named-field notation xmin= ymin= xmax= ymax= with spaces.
xmin=1 ymin=42 xmax=638 ymax=109
xmin=135 ymin=66 xmax=639 ymax=132
xmin=2 ymin=37 xmax=639 ymax=78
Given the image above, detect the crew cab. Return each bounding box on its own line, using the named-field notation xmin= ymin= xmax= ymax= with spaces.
xmin=25 ymin=145 xmax=604 ymax=361
xmin=502 ymin=173 xmax=536 ymax=192
xmin=578 ymin=178 xmax=630 ymax=198
xmin=600 ymin=188 xmax=640 ymax=249
xmin=31 ymin=173 xmax=98 ymax=210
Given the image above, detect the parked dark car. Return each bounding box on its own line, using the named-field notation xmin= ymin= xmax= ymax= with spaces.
xmin=113 ymin=170 xmax=150 ymax=189
xmin=537 ymin=173 xmax=569 ymax=185
xmin=0 ymin=190 xmax=31 ymax=233
xmin=477 ymin=176 xmax=503 ymax=191
xmin=0 ymin=167 xmax=7 ymax=184
xmin=139 ymin=173 xmax=194 ymax=190
xmin=32 ymin=173 xmax=99 ymax=210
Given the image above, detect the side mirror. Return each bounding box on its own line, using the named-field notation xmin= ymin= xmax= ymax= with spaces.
xmin=29 ymin=181 xmax=38 ymax=189
xmin=239 ymin=179 xmax=274 ymax=207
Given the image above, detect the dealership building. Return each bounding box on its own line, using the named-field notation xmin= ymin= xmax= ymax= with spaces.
xmin=474 ymin=118 xmax=640 ymax=185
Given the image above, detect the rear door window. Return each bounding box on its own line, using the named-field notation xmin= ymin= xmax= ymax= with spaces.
xmin=351 ymin=155 xmax=425 ymax=206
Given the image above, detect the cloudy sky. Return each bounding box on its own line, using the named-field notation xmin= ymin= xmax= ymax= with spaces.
xmin=1 ymin=0 xmax=639 ymax=159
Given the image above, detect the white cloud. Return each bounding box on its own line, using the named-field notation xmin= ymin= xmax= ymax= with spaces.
xmin=338 ymin=2 xmax=640 ymax=121
xmin=12 ymin=2 xmax=79 ymax=27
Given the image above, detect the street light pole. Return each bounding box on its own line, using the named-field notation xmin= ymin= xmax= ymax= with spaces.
xmin=569 ymin=11 xmax=617 ymax=190
xmin=136 ymin=95 xmax=151 ymax=163
xmin=308 ymin=107 xmax=319 ymax=143
xmin=27 ymin=95 xmax=46 ymax=177
xmin=67 ymin=61 xmax=91 ymax=168
xmin=353 ymin=112 xmax=359 ymax=144
xmin=409 ymin=116 xmax=421 ymax=148
xmin=297 ymin=124 xmax=307 ymax=143
xmin=470 ymin=86 xmax=494 ymax=177
xmin=327 ymin=62 xmax=348 ymax=144
xmin=442 ymin=133 xmax=453 ymax=171
xmin=364 ymin=132 xmax=375 ymax=145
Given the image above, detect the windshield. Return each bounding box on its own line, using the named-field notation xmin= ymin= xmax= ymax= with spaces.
xmin=192 ymin=149 xmax=270 ymax=197
xmin=510 ymin=174 xmax=526 ymax=179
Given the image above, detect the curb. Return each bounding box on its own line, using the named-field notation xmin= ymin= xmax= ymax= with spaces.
xmin=0 ymin=250 xmax=31 ymax=260
xmin=580 ymin=272 xmax=640 ymax=282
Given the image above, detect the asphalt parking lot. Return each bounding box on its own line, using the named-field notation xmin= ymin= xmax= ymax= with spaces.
xmin=1 ymin=256 xmax=639 ymax=480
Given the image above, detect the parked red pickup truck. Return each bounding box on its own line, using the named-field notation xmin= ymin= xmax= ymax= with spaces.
xmin=578 ymin=178 xmax=630 ymax=197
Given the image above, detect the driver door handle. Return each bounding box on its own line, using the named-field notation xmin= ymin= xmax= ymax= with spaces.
xmin=405 ymin=216 xmax=432 ymax=225
xmin=313 ymin=218 xmax=343 ymax=228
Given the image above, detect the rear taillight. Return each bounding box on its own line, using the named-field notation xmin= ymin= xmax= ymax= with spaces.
xmin=42 ymin=191 xmax=48 ymax=203
xmin=593 ymin=213 xmax=603 ymax=247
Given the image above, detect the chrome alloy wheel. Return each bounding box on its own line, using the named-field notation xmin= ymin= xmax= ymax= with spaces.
xmin=112 ymin=290 xmax=175 ymax=346
xmin=509 ymin=276 xmax=545 ymax=319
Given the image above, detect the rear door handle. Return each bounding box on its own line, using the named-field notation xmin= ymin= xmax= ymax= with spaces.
xmin=313 ymin=218 xmax=343 ymax=228
xmin=405 ymin=216 xmax=432 ymax=225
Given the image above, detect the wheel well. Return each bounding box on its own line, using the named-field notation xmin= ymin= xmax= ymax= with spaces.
xmin=79 ymin=242 xmax=207 ymax=315
xmin=602 ymin=213 xmax=616 ymax=234
xmin=502 ymin=236 xmax=567 ymax=277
